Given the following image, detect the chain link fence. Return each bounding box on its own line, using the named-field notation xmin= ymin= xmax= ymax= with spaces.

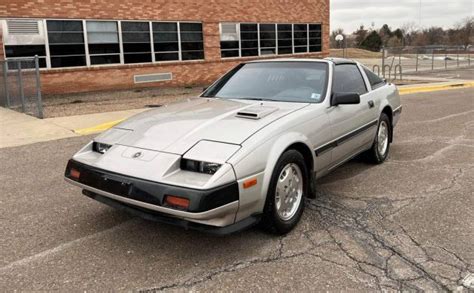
xmin=0 ymin=56 xmax=43 ymax=118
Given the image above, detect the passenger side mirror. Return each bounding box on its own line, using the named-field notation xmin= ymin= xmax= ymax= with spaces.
xmin=331 ymin=92 xmax=361 ymax=106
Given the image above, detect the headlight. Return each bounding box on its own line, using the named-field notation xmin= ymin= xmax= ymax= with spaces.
xmin=92 ymin=142 xmax=112 ymax=154
xmin=180 ymin=159 xmax=222 ymax=175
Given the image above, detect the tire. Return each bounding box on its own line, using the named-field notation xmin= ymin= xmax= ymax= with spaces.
xmin=365 ymin=113 xmax=391 ymax=164
xmin=260 ymin=150 xmax=308 ymax=235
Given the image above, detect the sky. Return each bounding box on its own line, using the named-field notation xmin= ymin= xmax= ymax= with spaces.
xmin=330 ymin=0 xmax=473 ymax=33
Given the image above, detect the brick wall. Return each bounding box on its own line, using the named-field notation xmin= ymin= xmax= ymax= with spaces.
xmin=1 ymin=0 xmax=330 ymax=94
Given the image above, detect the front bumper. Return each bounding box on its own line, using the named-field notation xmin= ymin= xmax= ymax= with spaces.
xmin=65 ymin=160 xmax=256 ymax=232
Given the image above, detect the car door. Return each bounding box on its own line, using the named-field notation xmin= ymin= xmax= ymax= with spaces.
xmin=327 ymin=63 xmax=378 ymax=167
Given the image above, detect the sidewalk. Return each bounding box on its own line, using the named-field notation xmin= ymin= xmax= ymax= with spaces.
xmin=1 ymin=80 xmax=473 ymax=149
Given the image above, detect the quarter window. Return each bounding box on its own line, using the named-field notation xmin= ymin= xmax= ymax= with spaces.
xmin=121 ymin=21 xmax=152 ymax=64
xmin=363 ymin=67 xmax=385 ymax=89
xmin=47 ymin=20 xmax=86 ymax=68
xmin=86 ymin=21 xmax=120 ymax=65
xmin=333 ymin=64 xmax=367 ymax=95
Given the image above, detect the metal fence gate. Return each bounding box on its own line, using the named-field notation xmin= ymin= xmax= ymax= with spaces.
xmin=0 ymin=56 xmax=43 ymax=118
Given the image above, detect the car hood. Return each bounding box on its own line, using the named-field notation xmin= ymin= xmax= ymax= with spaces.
xmin=108 ymin=98 xmax=308 ymax=154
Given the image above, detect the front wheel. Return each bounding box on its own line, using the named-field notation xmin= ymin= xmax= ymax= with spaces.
xmin=365 ymin=113 xmax=391 ymax=164
xmin=260 ymin=150 xmax=308 ymax=235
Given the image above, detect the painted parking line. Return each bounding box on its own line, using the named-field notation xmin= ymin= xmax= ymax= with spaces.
xmin=74 ymin=81 xmax=474 ymax=135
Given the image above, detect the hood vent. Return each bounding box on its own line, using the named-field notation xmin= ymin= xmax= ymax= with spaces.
xmin=236 ymin=105 xmax=278 ymax=120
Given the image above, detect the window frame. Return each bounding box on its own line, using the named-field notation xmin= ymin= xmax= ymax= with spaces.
xmin=220 ymin=22 xmax=323 ymax=60
xmin=361 ymin=65 xmax=386 ymax=91
xmin=3 ymin=18 xmax=205 ymax=70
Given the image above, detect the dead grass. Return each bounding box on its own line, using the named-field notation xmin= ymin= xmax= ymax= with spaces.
xmin=330 ymin=48 xmax=382 ymax=59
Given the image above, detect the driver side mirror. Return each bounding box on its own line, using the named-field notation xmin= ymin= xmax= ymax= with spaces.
xmin=331 ymin=92 xmax=361 ymax=106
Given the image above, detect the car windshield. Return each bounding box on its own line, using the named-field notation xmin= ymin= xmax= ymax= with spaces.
xmin=202 ymin=62 xmax=329 ymax=103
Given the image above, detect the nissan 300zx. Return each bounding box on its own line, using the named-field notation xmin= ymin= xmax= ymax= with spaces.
xmin=65 ymin=58 xmax=402 ymax=235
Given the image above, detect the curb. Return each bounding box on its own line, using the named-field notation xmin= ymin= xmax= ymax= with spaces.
xmin=74 ymin=119 xmax=125 ymax=135
xmin=398 ymin=81 xmax=474 ymax=95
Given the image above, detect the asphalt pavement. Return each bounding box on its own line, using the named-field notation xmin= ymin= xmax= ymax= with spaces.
xmin=0 ymin=88 xmax=473 ymax=291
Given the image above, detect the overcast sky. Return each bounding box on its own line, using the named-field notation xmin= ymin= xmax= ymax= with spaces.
xmin=331 ymin=0 xmax=473 ymax=33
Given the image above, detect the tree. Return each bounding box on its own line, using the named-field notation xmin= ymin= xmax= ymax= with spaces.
xmin=354 ymin=25 xmax=368 ymax=47
xmin=361 ymin=31 xmax=383 ymax=51
xmin=379 ymin=24 xmax=393 ymax=46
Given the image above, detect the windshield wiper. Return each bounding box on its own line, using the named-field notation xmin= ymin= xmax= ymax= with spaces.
xmin=239 ymin=97 xmax=281 ymax=102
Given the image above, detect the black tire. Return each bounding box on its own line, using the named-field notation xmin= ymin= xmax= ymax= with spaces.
xmin=259 ymin=150 xmax=308 ymax=235
xmin=365 ymin=113 xmax=391 ymax=164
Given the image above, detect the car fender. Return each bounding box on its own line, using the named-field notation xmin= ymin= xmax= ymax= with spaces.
xmin=232 ymin=131 xmax=313 ymax=222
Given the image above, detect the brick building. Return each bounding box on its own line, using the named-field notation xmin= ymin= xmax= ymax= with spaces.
xmin=0 ymin=0 xmax=329 ymax=94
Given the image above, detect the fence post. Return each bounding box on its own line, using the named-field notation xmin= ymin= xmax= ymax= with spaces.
xmin=415 ymin=49 xmax=419 ymax=72
xmin=2 ymin=61 xmax=10 ymax=108
xmin=17 ymin=61 xmax=26 ymax=113
xmin=34 ymin=56 xmax=44 ymax=119
xmin=381 ymin=47 xmax=385 ymax=78
xmin=445 ymin=47 xmax=447 ymax=69
xmin=431 ymin=50 xmax=434 ymax=70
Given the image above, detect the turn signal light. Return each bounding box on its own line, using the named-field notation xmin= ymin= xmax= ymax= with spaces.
xmin=165 ymin=195 xmax=190 ymax=210
xmin=70 ymin=168 xmax=81 ymax=180
xmin=243 ymin=178 xmax=257 ymax=189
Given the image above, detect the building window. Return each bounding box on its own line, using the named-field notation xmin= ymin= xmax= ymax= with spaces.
xmin=179 ymin=22 xmax=204 ymax=61
xmin=277 ymin=24 xmax=293 ymax=55
xmin=220 ymin=23 xmax=240 ymax=58
xmin=47 ymin=20 xmax=86 ymax=68
xmin=121 ymin=21 xmax=152 ymax=64
xmin=86 ymin=21 xmax=120 ymax=65
xmin=309 ymin=24 xmax=322 ymax=52
xmin=293 ymin=24 xmax=308 ymax=53
xmin=220 ymin=22 xmax=322 ymax=59
xmin=152 ymin=22 xmax=179 ymax=61
xmin=240 ymin=23 xmax=259 ymax=57
xmin=259 ymin=24 xmax=276 ymax=55
xmin=4 ymin=20 xmax=47 ymax=68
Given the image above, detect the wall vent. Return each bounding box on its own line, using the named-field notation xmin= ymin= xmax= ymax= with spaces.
xmin=7 ymin=20 xmax=40 ymax=35
xmin=134 ymin=73 xmax=173 ymax=84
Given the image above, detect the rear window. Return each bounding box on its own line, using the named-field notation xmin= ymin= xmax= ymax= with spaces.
xmin=363 ymin=67 xmax=385 ymax=89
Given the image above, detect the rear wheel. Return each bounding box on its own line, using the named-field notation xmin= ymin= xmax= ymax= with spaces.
xmin=260 ymin=150 xmax=308 ymax=235
xmin=365 ymin=113 xmax=391 ymax=164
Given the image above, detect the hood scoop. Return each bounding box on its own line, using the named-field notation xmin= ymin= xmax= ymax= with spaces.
xmin=236 ymin=105 xmax=279 ymax=120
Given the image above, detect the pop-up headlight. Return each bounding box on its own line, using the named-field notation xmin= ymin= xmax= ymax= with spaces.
xmin=180 ymin=159 xmax=222 ymax=175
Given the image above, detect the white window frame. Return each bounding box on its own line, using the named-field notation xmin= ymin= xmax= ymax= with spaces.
xmin=3 ymin=18 xmax=205 ymax=70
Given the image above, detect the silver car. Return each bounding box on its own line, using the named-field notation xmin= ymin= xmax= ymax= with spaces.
xmin=65 ymin=58 xmax=402 ymax=235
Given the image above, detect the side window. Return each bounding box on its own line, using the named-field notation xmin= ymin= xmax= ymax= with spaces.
xmin=363 ymin=67 xmax=385 ymax=89
xmin=333 ymin=64 xmax=367 ymax=95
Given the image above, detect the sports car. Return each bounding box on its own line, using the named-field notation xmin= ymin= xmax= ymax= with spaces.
xmin=65 ymin=58 xmax=402 ymax=235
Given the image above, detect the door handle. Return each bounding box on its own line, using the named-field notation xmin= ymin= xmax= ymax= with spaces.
xmin=368 ymin=100 xmax=375 ymax=108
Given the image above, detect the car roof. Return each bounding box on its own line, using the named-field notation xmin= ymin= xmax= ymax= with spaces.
xmin=246 ymin=57 xmax=358 ymax=65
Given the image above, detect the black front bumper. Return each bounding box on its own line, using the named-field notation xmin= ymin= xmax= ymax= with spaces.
xmin=65 ymin=159 xmax=239 ymax=213
xmin=65 ymin=160 xmax=258 ymax=235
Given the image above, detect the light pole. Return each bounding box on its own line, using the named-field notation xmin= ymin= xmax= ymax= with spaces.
xmin=336 ymin=34 xmax=345 ymax=58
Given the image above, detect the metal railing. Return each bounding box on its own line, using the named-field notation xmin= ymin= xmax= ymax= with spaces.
xmin=0 ymin=56 xmax=43 ymax=118
xmin=382 ymin=46 xmax=471 ymax=78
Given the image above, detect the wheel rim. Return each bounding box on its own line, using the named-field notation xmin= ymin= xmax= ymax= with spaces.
xmin=275 ymin=163 xmax=303 ymax=221
xmin=377 ymin=120 xmax=389 ymax=156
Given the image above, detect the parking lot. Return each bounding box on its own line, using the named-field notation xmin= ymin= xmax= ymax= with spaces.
xmin=0 ymin=87 xmax=473 ymax=291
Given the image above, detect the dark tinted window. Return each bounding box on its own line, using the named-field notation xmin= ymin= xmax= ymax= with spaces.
xmin=121 ymin=21 xmax=152 ymax=64
xmin=333 ymin=64 xmax=367 ymax=95
xmin=259 ymin=24 xmax=276 ymax=55
xmin=240 ymin=23 xmax=258 ymax=57
xmin=179 ymin=22 xmax=204 ymax=60
xmin=363 ymin=67 xmax=385 ymax=89
xmin=86 ymin=21 xmax=120 ymax=65
xmin=47 ymin=20 xmax=86 ymax=68
xmin=203 ymin=62 xmax=329 ymax=103
xmin=277 ymin=24 xmax=292 ymax=55
xmin=153 ymin=22 xmax=179 ymax=62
